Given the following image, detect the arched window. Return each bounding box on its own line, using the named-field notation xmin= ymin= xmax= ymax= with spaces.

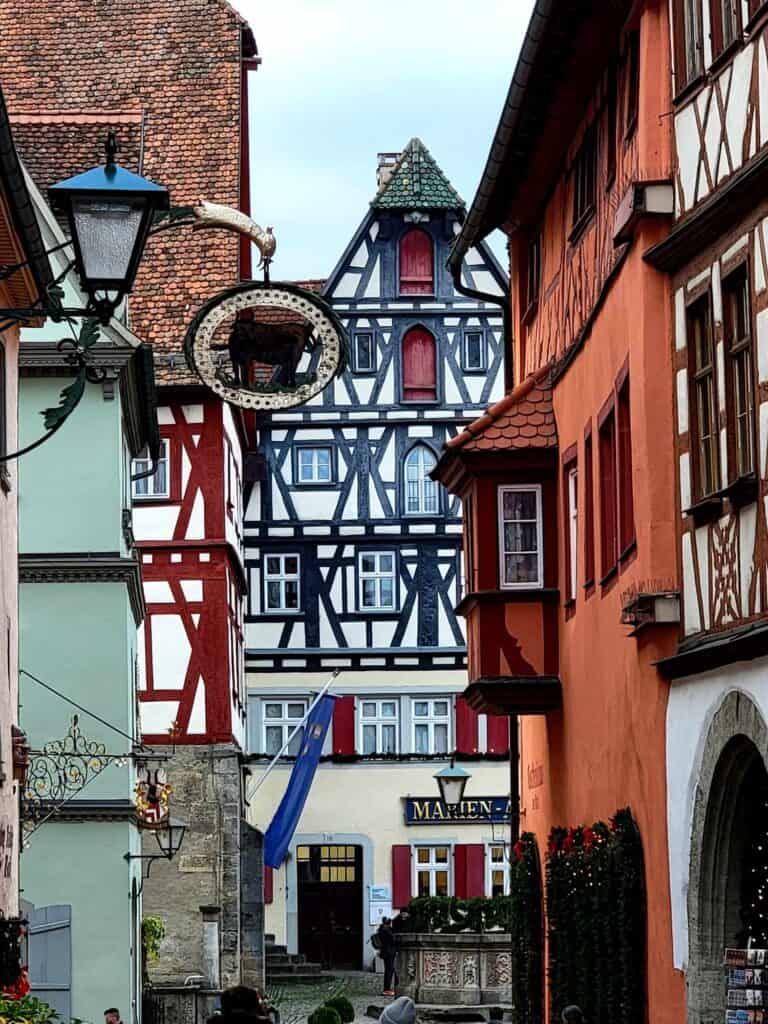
xmin=402 ymin=327 xmax=436 ymax=402
xmin=399 ymin=229 xmax=434 ymax=294
xmin=405 ymin=445 xmax=439 ymax=515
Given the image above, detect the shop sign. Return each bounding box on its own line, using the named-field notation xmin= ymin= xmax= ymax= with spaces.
xmin=404 ymin=797 xmax=510 ymax=825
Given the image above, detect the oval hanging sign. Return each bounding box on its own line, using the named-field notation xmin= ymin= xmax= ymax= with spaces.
xmin=183 ymin=281 xmax=349 ymax=411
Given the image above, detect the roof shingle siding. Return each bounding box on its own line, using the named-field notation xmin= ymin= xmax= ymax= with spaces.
xmin=447 ymin=365 xmax=557 ymax=452
xmin=0 ymin=0 xmax=251 ymax=377
xmin=372 ymin=137 xmax=465 ymax=211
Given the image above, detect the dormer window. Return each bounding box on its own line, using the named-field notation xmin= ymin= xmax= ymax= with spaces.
xmin=498 ymin=484 xmax=543 ymax=589
xmin=399 ymin=228 xmax=433 ymax=295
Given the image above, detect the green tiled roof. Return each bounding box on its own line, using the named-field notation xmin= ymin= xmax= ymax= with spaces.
xmin=371 ymin=138 xmax=464 ymax=211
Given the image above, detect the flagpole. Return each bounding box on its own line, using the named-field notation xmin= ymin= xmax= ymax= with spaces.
xmin=246 ymin=669 xmax=339 ymax=801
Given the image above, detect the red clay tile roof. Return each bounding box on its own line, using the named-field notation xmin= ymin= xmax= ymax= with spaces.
xmin=447 ymin=363 xmax=557 ymax=452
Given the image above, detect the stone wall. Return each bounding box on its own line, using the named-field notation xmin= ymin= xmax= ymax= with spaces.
xmin=143 ymin=745 xmax=264 ymax=989
xmin=396 ymin=933 xmax=512 ymax=1006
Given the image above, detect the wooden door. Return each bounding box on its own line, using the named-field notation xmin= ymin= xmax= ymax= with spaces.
xmin=26 ymin=904 xmax=72 ymax=1019
xmin=297 ymin=844 xmax=363 ymax=969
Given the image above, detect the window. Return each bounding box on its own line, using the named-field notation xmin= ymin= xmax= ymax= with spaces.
xmin=617 ymin=377 xmax=635 ymax=553
xmin=687 ymin=295 xmax=720 ymax=499
xmin=296 ymin=445 xmax=333 ymax=484
xmin=399 ymin=229 xmax=434 ymax=294
xmin=263 ymin=699 xmax=306 ymax=756
xmin=264 ymin=554 xmax=300 ymax=612
xmin=298 ymin=845 xmax=358 ymax=884
xmin=359 ymin=699 xmax=399 ymax=754
xmin=415 ymin=846 xmax=451 ymax=897
xmin=584 ymin=428 xmax=595 ymax=587
xmin=564 ymin=462 xmax=578 ymax=602
xmin=412 ymin=698 xmax=450 ymax=754
xmin=132 ymin=439 xmax=169 ymax=499
xmin=673 ymin=0 xmax=704 ymax=94
xmin=354 ymin=331 xmax=375 ymax=373
xmin=624 ymin=32 xmax=639 ymax=137
xmin=487 ymin=845 xmax=510 ymax=897
xmin=723 ymin=267 xmax=755 ymax=481
xmin=463 ymin=330 xmax=486 ymax=372
xmin=599 ymin=408 xmax=618 ymax=576
xmin=405 ymin=445 xmax=439 ymax=515
xmin=606 ymin=64 xmax=618 ymax=184
xmin=402 ymin=327 xmax=437 ymax=401
xmin=710 ymin=0 xmax=742 ymax=57
xmin=572 ymin=127 xmax=597 ymax=231
xmin=498 ymin=485 xmax=543 ymax=589
xmin=359 ymin=551 xmax=396 ymax=610
xmin=526 ymin=233 xmax=541 ymax=310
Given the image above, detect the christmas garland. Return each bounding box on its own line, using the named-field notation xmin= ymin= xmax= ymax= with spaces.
xmin=545 ymin=808 xmax=646 ymax=1024
xmin=510 ymin=832 xmax=544 ymax=1024
xmin=0 ymin=915 xmax=27 ymax=997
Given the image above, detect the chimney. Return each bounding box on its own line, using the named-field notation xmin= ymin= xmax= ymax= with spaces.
xmin=377 ymin=152 xmax=401 ymax=190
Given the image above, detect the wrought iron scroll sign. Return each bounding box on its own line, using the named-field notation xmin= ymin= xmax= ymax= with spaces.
xmin=22 ymin=715 xmax=119 ymax=833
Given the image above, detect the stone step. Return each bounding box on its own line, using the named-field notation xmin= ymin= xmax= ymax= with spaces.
xmin=266 ymin=952 xmax=307 ymax=966
xmin=266 ymin=971 xmax=337 ymax=986
xmin=267 ymin=963 xmax=322 ymax=977
xmin=266 ymin=943 xmax=288 ymax=955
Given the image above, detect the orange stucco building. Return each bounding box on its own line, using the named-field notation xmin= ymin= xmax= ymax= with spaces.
xmin=435 ymin=2 xmax=686 ymax=1020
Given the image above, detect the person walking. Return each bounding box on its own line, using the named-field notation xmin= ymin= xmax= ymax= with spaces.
xmin=377 ymin=916 xmax=398 ymax=997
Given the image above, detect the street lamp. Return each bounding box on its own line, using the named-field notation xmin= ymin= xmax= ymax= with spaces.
xmin=154 ymin=817 xmax=187 ymax=860
xmin=434 ymin=760 xmax=470 ymax=808
xmin=48 ymin=132 xmax=169 ymax=324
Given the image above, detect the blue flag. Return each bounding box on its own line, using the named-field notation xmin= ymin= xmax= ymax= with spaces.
xmin=263 ymin=694 xmax=336 ymax=868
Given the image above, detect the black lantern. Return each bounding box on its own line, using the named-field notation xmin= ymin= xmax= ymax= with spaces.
xmin=48 ymin=133 xmax=169 ymax=324
xmin=434 ymin=760 xmax=470 ymax=808
xmin=155 ymin=817 xmax=187 ymax=860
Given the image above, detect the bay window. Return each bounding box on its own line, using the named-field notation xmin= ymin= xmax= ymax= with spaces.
xmin=498 ymin=485 xmax=543 ymax=588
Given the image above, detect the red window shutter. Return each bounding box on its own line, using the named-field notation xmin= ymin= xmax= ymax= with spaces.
xmin=333 ymin=695 xmax=356 ymax=754
xmin=399 ymin=229 xmax=433 ymax=294
xmin=487 ymin=715 xmax=509 ymax=755
xmin=455 ymin=844 xmax=486 ymax=899
xmin=392 ymin=845 xmax=412 ymax=908
xmin=584 ymin=429 xmax=595 ymax=586
xmin=599 ymin=409 xmax=618 ymax=576
xmin=264 ymin=865 xmax=273 ymax=904
xmin=403 ymin=328 xmax=436 ymax=401
xmin=455 ymin=697 xmax=478 ymax=754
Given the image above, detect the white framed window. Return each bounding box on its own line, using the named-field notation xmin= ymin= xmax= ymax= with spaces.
xmin=263 ymin=699 xmax=306 ymax=756
xmin=487 ymin=844 xmax=510 ymax=897
xmin=359 ymin=699 xmax=399 ymax=754
xmin=567 ymin=466 xmax=578 ymax=602
xmin=264 ymin=554 xmax=301 ymax=612
xmin=296 ymin=445 xmax=333 ymax=484
xmin=414 ymin=845 xmax=451 ymax=897
xmin=358 ymin=551 xmax=396 ymax=610
xmin=404 ymin=446 xmax=439 ymax=515
xmin=462 ymin=330 xmax=486 ymax=371
xmin=498 ymin=484 xmax=543 ymax=589
xmin=354 ymin=331 xmax=375 ymax=373
xmin=412 ymin=698 xmax=450 ymax=754
xmin=132 ymin=439 xmax=169 ymax=499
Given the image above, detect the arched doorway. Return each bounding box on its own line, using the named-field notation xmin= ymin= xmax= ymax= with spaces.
xmin=687 ymin=692 xmax=768 ymax=1023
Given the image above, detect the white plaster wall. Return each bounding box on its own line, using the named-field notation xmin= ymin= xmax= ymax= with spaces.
xmin=667 ymin=665 xmax=768 ymax=969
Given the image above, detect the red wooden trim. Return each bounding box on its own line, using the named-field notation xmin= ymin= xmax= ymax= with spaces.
xmin=455 ymin=697 xmax=479 ymax=754
xmin=617 ymin=374 xmax=635 ymax=552
xmin=584 ymin=428 xmax=595 ymax=589
xmin=614 ymin=354 xmax=630 ymax=392
xmin=332 ymin=695 xmax=356 ymax=755
xmin=456 ymin=844 xmax=485 ymax=899
xmin=597 ymin=393 xmax=615 ymax=429
xmin=392 ymin=845 xmax=412 ymax=908
xmin=264 ymin=865 xmax=274 ymax=904
xmin=599 ymin=409 xmax=618 ymax=576
xmin=486 ymin=715 xmax=510 ymax=755
xmin=560 ymin=442 xmax=578 ymax=466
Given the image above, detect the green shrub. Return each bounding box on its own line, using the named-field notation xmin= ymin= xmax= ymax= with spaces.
xmin=308 ymin=1007 xmax=342 ymax=1024
xmin=406 ymin=895 xmax=511 ymax=933
xmin=324 ymin=997 xmax=354 ymax=1024
xmin=0 ymin=994 xmax=59 ymax=1024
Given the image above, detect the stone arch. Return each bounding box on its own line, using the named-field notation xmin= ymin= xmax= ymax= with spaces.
xmin=687 ymin=689 xmax=768 ymax=1023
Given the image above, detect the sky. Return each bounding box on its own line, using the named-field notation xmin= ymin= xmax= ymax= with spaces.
xmin=233 ymin=0 xmax=535 ymax=281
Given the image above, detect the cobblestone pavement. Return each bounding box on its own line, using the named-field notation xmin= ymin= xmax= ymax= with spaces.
xmin=267 ymin=971 xmax=383 ymax=1024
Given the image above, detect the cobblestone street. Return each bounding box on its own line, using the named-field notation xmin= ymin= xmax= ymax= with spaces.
xmin=267 ymin=971 xmax=383 ymax=1024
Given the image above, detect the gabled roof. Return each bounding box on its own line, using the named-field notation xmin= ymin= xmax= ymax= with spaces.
xmin=445 ymin=363 xmax=556 ymax=453
xmin=372 ymin=138 xmax=464 ymax=211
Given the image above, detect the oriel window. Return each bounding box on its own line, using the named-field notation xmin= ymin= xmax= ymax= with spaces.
xmin=688 ymin=295 xmax=720 ymax=498
xmin=498 ymin=485 xmax=543 ymax=588
xmin=673 ymin=0 xmax=704 ymax=94
xmin=723 ymin=266 xmax=756 ymax=480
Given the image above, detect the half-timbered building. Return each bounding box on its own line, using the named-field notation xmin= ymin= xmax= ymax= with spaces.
xmin=244 ymin=141 xmax=512 ymax=972
xmin=434 ymin=4 xmax=689 ymax=1022
xmin=644 ymin=2 xmax=768 ymax=1019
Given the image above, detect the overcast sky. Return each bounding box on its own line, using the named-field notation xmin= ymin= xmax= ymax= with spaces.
xmin=232 ymin=0 xmax=534 ymax=281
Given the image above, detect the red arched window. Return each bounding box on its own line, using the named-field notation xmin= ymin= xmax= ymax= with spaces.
xmin=402 ymin=327 xmax=437 ymax=402
xmin=399 ymin=229 xmax=433 ymax=294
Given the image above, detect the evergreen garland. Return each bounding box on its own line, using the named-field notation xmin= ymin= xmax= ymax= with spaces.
xmin=0 ymin=915 xmax=25 ymax=991
xmin=510 ymin=832 xmax=544 ymax=1024
xmin=545 ymin=808 xmax=646 ymax=1024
